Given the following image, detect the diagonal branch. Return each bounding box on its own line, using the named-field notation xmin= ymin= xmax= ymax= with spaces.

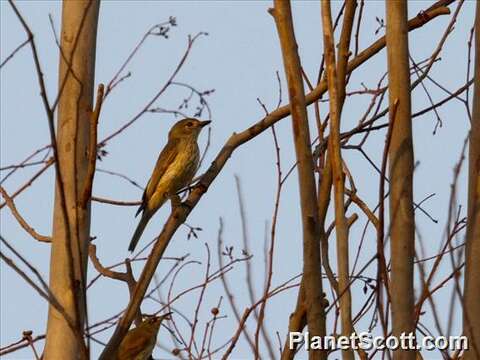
xmin=0 ymin=187 xmax=51 ymax=243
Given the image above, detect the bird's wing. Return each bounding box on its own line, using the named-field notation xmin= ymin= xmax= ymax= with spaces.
xmin=118 ymin=327 xmax=152 ymax=360
xmin=136 ymin=139 xmax=179 ymax=217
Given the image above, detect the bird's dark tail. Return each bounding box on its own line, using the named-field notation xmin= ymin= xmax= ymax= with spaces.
xmin=129 ymin=213 xmax=151 ymax=252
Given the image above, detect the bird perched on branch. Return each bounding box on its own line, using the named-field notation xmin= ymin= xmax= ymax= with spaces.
xmin=117 ymin=313 xmax=171 ymax=360
xmin=128 ymin=118 xmax=211 ymax=252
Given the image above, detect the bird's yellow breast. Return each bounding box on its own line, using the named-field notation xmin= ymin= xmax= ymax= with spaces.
xmin=148 ymin=140 xmax=199 ymax=209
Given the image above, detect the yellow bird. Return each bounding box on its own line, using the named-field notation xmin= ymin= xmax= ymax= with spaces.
xmin=128 ymin=118 xmax=210 ymax=252
xmin=117 ymin=314 xmax=170 ymax=360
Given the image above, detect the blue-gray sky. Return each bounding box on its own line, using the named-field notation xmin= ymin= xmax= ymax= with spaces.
xmin=1 ymin=1 xmax=475 ymax=358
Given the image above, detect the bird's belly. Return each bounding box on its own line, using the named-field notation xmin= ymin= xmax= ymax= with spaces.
xmin=160 ymin=152 xmax=197 ymax=190
xmin=149 ymin=149 xmax=198 ymax=208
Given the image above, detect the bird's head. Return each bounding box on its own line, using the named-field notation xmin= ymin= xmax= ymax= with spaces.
xmin=140 ymin=312 xmax=172 ymax=333
xmin=168 ymin=118 xmax=211 ymax=141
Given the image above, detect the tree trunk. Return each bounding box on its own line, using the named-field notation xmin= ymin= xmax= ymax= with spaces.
xmin=321 ymin=1 xmax=355 ymax=359
xmin=463 ymin=1 xmax=480 ymax=358
xmin=271 ymin=1 xmax=327 ymax=359
xmin=43 ymin=1 xmax=99 ymax=359
xmin=385 ymin=1 xmax=415 ymax=360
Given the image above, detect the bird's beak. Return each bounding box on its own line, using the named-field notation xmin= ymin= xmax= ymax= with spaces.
xmin=198 ymin=120 xmax=211 ymax=127
xmin=160 ymin=312 xmax=173 ymax=320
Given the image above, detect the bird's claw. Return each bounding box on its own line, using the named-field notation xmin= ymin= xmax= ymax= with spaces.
xmin=170 ymin=194 xmax=182 ymax=210
xmin=170 ymin=195 xmax=193 ymax=211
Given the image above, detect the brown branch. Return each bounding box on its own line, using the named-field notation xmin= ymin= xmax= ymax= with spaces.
xmin=280 ymin=282 xmax=307 ymax=360
xmin=346 ymin=4 xmax=451 ymax=79
xmin=6 ymin=2 xmax=66 ymax=212
xmin=376 ymin=98 xmax=398 ymax=342
xmin=0 ymin=38 xmax=30 ymax=69
xmin=271 ymin=2 xmax=327 ymax=360
xmin=91 ymin=196 xmax=141 ymax=206
xmin=0 ymin=143 xmax=50 ymax=181
xmin=410 ymin=0 xmax=464 ymax=90
xmin=321 ymin=2 xmax=354 ymax=359
xmin=96 ymin=168 xmax=144 ymax=190
xmin=255 ymin=124 xmax=283 ymax=359
xmin=234 ymin=176 xmax=258 ymax=313
xmin=319 ymin=161 xmax=338 ymax=296
xmin=89 ymin=244 xmax=131 ymax=283
xmin=336 ymin=0 xmax=357 ymax=108
xmin=100 ymin=32 xmax=207 ymax=145
xmin=0 ymin=236 xmax=55 ymax=304
xmin=0 ymin=334 xmax=45 ymax=357
xmin=215 ymin=219 xmax=257 ymax=353
xmin=104 ymin=18 xmax=177 ymax=98
xmin=385 ymin=2 xmax=416 ymax=358
xmin=23 ymin=331 xmax=41 ymax=360
xmin=463 ymin=0 xmax=480 ymax=357
xmin=186 ymin=243 xmax=212 ymax=356
xmin=345 ymin=189 xmax=379 ymax=230
xmin=415 ymin=214 xmax=466 ymax=326
xmin=7 ymin=3 xmax=85 ymax=351
xmin=0 ymin=158 xmax=54 ymax=210
xmin=82 ymin=83 xmax=104 ymax=207
xmin=221 ymin=277 xmax=301 ymax=360
xmin=235 ymin=175 xmax=275 ymax=359
xmin=0 ymin=248 xmax=76 ymax=332
xmin=412 ymin=78 xmax=473 ymax=118
xmin=0 ymin=187 xmax=51 ymax=243
xmin=88 ymin=244 xmax=141 ymax=323
xmin=0 ymin=159 xmax=49 ymax=172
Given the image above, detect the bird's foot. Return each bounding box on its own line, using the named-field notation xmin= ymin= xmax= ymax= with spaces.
xmin=170 ymin=194 xmax=182 ymax=210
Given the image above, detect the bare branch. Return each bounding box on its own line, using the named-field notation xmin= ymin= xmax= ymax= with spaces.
xmin=0 ymin=187 xmax=51 ymax=243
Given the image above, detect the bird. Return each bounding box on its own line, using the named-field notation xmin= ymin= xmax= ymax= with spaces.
xmin=117 ymin=313 xmax=171 ymax=360
xmin=128 ymin=118 xmax=211 ymax=252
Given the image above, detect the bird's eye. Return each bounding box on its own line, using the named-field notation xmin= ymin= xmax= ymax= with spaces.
xmin=186 ymin=121 xmax=193 ymax=127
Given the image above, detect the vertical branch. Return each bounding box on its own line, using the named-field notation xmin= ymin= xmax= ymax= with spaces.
xmin=234 ymin=176 xmax=258 ymax=315
xmin=44 ymin=1 xmax=100 ymax=359
xmin=216 ymin=219 xmax=257 ymax=354
xmin=320 ymin=1 xmax=354 ymax=360
xmin=376 ymin=100 xmax=398 ymax=339
xmin=280 ymin=283 xmax=307 ymax=360
xmin=336 ymin=0 xmax=357 ymax=108
xmin=270 ymin=2 xmax=327 ymax=359
xmin=385 ymin=1 xmax=415 ymax=360
xmin=463 ymin=1 xmax=480 ymax=358
xmin=255 ymin=126 xmax=282 ymax=360
xmin=82 ymin=83 xmax=104 ymax=207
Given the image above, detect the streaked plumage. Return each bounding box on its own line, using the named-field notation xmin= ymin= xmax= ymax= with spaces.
xmin=128 ymin=118 xmax=210 ymax=252
xmin=117 ymin=314 xmax=170 ymax=360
